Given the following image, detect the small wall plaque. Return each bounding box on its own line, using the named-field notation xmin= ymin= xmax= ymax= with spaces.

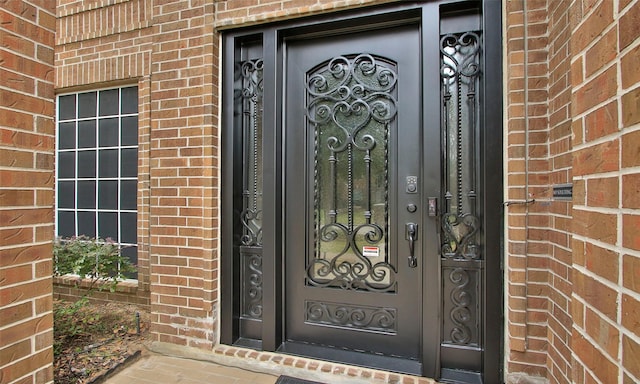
xmin=553 ymin=183 xmax=573 ymax=200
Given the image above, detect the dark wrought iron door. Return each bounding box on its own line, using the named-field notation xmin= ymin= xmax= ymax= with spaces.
xmin=283 ymin=25 xmax=431 ymax=374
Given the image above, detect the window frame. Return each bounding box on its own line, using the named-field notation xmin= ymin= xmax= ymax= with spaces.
xmin=55 ymin=85 xmax=140 ymax=274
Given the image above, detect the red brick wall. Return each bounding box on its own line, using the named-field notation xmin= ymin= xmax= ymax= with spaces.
xmin=0 ymin=1 xmax=56 ymax=383
xmin=51 ymin=1 xmax=640 ymax=382
xmin=505 ymin=1 xmax=640 ymax=383
xmin=505 ymin=0 xmax=552 ymax=378
xmin=54 ymin=0 xmax=153 ymax=297
xmin=571 ymin=0 xmax=640 ymax=382
xmin=546 ymin=1 xmax=574 ymax=382
xmin=146 ymin=0 xmax=218 ymax=349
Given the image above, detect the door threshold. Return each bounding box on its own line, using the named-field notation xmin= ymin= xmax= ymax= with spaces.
xmin=439 ymin=368 xmax=482 ymax=384
xmin=233 ymin=337 xmax=262 ymax=350
xmin=278 ymin=341 xmax=422 ymax=376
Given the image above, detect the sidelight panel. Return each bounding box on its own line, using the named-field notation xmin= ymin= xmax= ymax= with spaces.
xmin=441 ymin=31 xmax=482 ymax=262
xmin=438 ymin=6 xmax=487 ymax=379
xmin=239 ymin=57 xmax=264 ymax=321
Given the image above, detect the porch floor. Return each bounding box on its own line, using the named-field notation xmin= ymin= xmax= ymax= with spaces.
xmin=105 ymin=353 xmax=278 ymax=384
xmin=104 ymin=342 xmax=439 ymax=384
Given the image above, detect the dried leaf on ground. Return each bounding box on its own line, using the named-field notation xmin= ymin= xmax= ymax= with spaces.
xmin=54 ymin=300 xmax=151 ymax=384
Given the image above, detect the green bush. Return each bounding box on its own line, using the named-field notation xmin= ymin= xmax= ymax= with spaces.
xmin=53 ymin=236 xmax=138 ymax=357
xmin=53 ymin=236 xmax=136 ymax=293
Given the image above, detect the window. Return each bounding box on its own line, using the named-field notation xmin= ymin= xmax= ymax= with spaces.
xmin=56 ymin=86 xmax=139 ymax=272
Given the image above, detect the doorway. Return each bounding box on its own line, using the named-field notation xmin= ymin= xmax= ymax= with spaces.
xmin=221 ymin=2 xmax=503 ymax=382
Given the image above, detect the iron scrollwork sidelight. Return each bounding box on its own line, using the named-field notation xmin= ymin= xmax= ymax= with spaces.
xmin=240 ymin=58 xmax=264 ymax=248
xmin=449 ymin=268 xmax=472 ymax=344
xmin=440 ymin=31 xmax=482 ymax=346
xmin=239 ymin=58 xmax=264 ymax=320
xmin=305 ymin=54 xmax=398 ymax=292
xmin=440 ymin=32 xmax=482 ymax=261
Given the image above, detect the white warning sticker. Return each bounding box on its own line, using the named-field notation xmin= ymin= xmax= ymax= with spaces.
xmin=362 ymin=246 xmax=380 ymax=257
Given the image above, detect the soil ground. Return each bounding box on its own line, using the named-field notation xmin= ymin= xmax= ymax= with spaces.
xmin=54 ymin=299 xmax=151 ymax=384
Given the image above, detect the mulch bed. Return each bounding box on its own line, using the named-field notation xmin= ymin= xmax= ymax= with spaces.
xmin=54 ymin=300 xmax=151 ymax=384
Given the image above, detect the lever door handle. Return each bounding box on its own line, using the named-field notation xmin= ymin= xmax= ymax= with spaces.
xmin=406 ymin=223 xmax=418 ymax=268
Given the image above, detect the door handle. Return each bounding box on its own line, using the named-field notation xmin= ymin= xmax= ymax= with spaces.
xmin=406 ymin=223 xmax=418 ymax=268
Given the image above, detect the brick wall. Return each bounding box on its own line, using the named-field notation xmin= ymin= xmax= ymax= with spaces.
xmin=0 ymin=1 xmax=56 ymax=383
xmin=505 ymin=1 xmax=640 ymax=383
xmin=54 ymin=0 xmax=153 ymax=297
xmin=51 ymin=0 xmax=640 ymax=382
xmin=546 ymin=1 xmax=574 ymax=382
xmin=571 ymin=0 xmax=640 ymax=382
xmin=505 ymin=0 xmax=552 ymax=378
xmin=146 ymin=0 xmax=218 ymax=349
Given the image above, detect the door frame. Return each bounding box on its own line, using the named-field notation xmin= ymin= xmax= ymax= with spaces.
xmin=220 ymin=1 xmax=503 ymax=382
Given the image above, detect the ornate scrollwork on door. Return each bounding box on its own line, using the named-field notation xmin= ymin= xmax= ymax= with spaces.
xmin=240 ymin=58 xmax=263 ymax=319
xmin=305 ymin=54 xmax=397 ymax=292
xmin=440 ymin=31 xmax=482 ymax=346
xmin=449 ymin=268 xmax=472 ymax=344
xmin=240 ymin=247 xmax=263 ymax=319
xmin=440 ymin=32 xmax=482 ymax=261
xmin=240 ymin=58 xmax=264 ymax=248
xmin=305 ymin=300 xmax=397 ymax=334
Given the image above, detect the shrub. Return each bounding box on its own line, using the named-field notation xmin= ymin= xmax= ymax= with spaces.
xmin=53 ymin=236 xmax=136 ymax=293
xmin=53 ymin=236 xmax=138 ymax=358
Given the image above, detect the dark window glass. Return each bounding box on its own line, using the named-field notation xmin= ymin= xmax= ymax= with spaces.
xmin=121 ymin=149 xmax=137 ymax=177
xmin=77 ymin=211 xmax=96 ymax=238
xmin=98 ymin=212 xmax=118 ymax=242
xmin=59 ymin=122 xmax=76 ymax=149
xmin=121 ymin=87 xmax=138 ymax=114
xmin=57 ymin=87 xmax=139 ymax=269
xmin=98 ymin=180 xmax=118 ymax=209
xmin=99 ymin=149 xmax=118 ymax=178
xmin=99 ymin=89 xmax=119 ymax=116
xmin=77 ymin=180 xmax=96 ymax=209
xmin=78 ymin=92 xmax=97 ymax=118
xmin=121 ymin=246 xmax=138 ymax=279
xmin=120 ymin=212 xmax=137 ymax=244
xmin=58 ymin=152 xmax=75 ymax=179
xmin=58 ymin=95 xmax=76 ymax=120
xmin=58 ymin=211 xmax=75 ymax=237
xmin=99 ymin=118 xmax=118 ymax=147
xmin=78 ymin=120 xmax=96 ymax=148
xmin=120 ymin=180 xmax=137 ymax=210
xmin=58 ymin=181 xmax=75 ymax=209
xmin=77 ymin=150 xmax=96 ymax=178
xmin=121 ymin=116 xmax=138 ymax=146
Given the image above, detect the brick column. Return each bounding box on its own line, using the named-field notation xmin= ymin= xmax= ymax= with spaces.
xmin=0 ymin=2 xmax=56 ymax=383
xmin=505 ymin=0 xmax=552 ymax=378
xmin=147 ymin=0 xmax=218 ymax=348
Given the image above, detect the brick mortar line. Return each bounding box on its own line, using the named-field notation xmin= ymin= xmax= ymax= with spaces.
xmin=0 ymin=45 xmax=56 ymax=67
xmin=571 ymin=130 xmax=633 ymax=153
xmin=0 ymin=298 xmax=53 ymax=324
xmin=571 ymin=324 xmax=623 ymax=378
xmin=573 ymin=295 xmax=640 ymax=350
xmin=573 ymin=204 xmax=639 ymax=216
xmin=572 ymin=166 xmax=640 ymax=180
xmin=0 ymin=239 xmax=53 ymax=250
xmin=573 ymin=263 xmax=636 ymax=300
xmin=0 ymin=86 xmax=56 ymax=106
xmin=57 ymin=0 xmax=132 ymax=18
xmin=0 ymin=144 xmax=55 ymax=152
xmin=572 ymin=233 xmax=640 ymax=258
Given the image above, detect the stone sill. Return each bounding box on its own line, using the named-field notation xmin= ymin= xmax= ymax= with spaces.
xmin=54 ymin=275 xmax=139 ymax=294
